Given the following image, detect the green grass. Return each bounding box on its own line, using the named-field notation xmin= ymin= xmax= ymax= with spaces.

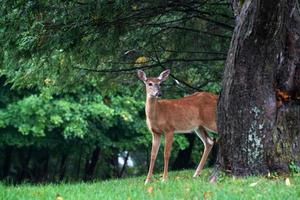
xmin=1 ymin=169 xmax=300 ymax=200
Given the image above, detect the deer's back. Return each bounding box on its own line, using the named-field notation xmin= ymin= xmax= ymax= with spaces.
xmin=150 ymin=92 xmax=218 ymax=133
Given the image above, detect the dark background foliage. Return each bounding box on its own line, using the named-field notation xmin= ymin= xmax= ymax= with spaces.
xmin=0 ymin=0 xmax=233 ymax=183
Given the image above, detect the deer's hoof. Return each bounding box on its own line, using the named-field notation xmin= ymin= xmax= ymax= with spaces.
xmin=209 ymin=175 xmax=217 ymax=184
xmin=144 ymin=179 xmax=151 ymax=185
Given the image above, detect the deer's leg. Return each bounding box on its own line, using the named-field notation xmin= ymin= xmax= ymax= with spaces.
xmin=193 ymin=127 xmax=214 ymax=177
xmin=145 ymin=132 xmax=161 ymax=184
xmin=162 ymin=132 xmax=174 ymax=182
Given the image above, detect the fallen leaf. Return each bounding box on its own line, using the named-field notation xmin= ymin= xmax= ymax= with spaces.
xmin=175 ymin=176 xmax=180 ymax=180
xmin=285 ymin=178 xmax=291 ymax=186
xmin=249 ymin=182 xmax=258 ymax=187
xmin=204 ymin=191 xmax=213 ymax=200
xmin=56 ymin=193 xmax=64 ymax=200
xmin=147 ymin=186 xmax=154 ymax=194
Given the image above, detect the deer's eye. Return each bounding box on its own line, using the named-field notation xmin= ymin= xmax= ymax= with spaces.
xmin=148 ymin=83 xmax=153 ymax=86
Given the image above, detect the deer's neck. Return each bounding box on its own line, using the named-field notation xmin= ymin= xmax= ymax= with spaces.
xmin=145 ymin=96 xmax=159 ymax=121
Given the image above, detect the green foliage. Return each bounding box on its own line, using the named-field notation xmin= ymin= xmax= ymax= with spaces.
xmin=0 ymin=0 xmax=232 ymax=92
xmin=1 ymin=169 xmax=300 ymax=200
xmin=0 ymin=87 xmax=147 ymax=144
xmin=0 ymin=75 xmax=193 ymax=181
xmin=0 ymin=0 xmax=233 ymax=182
xmin=289 ymin=162 xmax=300 ymax=174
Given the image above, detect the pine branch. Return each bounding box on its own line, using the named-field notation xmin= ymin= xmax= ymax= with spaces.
xmin=151 ymin=43 xmax=204 ymax=92
xmin=158 ymin=26 xmax=231 ymax=39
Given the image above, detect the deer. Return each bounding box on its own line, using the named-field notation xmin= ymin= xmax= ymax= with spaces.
xmin=137 ymin=69 xmax=218 ymax=184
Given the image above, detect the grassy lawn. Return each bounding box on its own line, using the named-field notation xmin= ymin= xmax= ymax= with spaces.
xmin=1 ymin=169 xmax=300 ymax=200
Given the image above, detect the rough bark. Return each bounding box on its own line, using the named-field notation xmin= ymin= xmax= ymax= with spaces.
xmin=217 ymin=0 xmax=300 ymax=176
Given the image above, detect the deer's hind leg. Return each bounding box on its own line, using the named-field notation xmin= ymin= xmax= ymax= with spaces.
xmin=193 ymin=126 xmax=214 ymax=177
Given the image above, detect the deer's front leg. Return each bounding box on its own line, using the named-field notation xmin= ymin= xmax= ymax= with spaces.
xmin=162 ymin=132 xmax=174 ymax=182
xmin=145 ymin=132 xmax=161 ymax=185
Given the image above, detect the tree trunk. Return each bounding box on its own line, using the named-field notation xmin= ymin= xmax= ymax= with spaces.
xmin=84 ymin=147 xmax=100 ymax=180
xmin=2 ymin=146 xmax=12 ymax=179
xmin=76 ymin=146 xmax=83 ymax=180
xmin=118 ymin=151 xmax=129 ymax=178
xmin=59 ymin=154 xmax=68 ymax=181
xmin=43 ymin=152 xmax=50 ymax=180
xmin=17 ymin=147 xmax=32 ymax=182
xmin=217 ymin=0 xmax=300 ymax=176
xmin=109 ymin=152 xmax=119 ymax=178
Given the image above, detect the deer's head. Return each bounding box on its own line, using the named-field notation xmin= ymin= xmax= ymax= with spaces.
xmin=137 ymin=69 xmax=170 ymax=98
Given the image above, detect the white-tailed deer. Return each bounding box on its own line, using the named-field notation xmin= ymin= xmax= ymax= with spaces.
xmin=137 ymin=69 xmax=218 ymax=184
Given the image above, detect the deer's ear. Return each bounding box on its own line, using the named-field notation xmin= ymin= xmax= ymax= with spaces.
xmin=158 ymin=69 xmax=170 ymax=82
xmin=137 ymin=70 xmax=147 ymax=82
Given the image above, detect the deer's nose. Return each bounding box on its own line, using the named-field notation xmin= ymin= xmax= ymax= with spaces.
xmin=157 ymin=92 xmax=162 ymax=97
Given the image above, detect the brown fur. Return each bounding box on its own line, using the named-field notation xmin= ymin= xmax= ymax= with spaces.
xmin=138 ymin=69 xmax=218 ymax=184
xmin=146 ymin=92 xmax=218 ymax=134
